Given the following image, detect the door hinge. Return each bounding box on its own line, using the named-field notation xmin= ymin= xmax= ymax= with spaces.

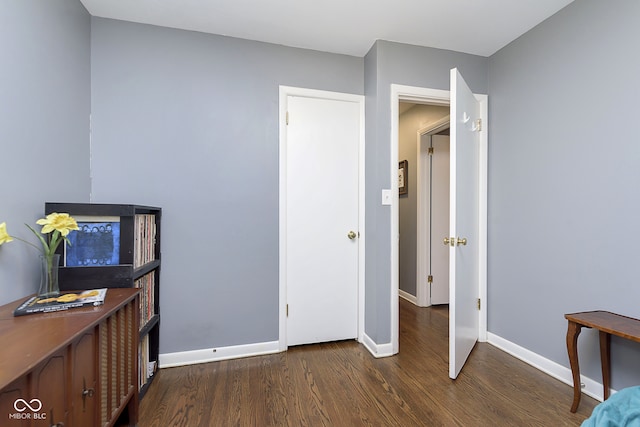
xmin=286 ymin=111 xmax=289 ymax=125
xmin=474 ymin=118 xmax=482 ymax=132
xmin=477 ymin=298 xmax=481 ymax=310
xmin=427 ymin=275 xmax=433 ymax=283
xmin=286 ymin=304 xmax=289 ymax=317
xmin=428 ymin=147 xmax=434 ymax=155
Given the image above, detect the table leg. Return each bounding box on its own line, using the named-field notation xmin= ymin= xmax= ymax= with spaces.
xmin=599 ymin=331 xmax=611 ymax=401
xmin=566 ymin=320 xmax=583 ymax=413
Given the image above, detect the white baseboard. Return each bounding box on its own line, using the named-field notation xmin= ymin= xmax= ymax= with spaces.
xmin=158 ymin=340 xmax=280 ymax=369
xmin=487 ymin=332 xmax=606 ymax=403
xmin=361 ymin=332 xmax=395 ymax=358
xmin=160 ymin=328 xmax=595 ymax=404
xmin=399 ymin=289 xmax=418 ymax=305
xmin=159 ymin=335 xmax=398 ymax=369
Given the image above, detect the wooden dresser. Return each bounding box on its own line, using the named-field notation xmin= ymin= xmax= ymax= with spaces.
xmin=0 ymin=288 xmax=139 ymax=427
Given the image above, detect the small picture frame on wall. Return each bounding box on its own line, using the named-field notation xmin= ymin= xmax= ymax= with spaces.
xmin=398 ymin=160 xmax=408 ymax=195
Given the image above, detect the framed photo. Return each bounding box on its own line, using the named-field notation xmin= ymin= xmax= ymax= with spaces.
xmin=398 ymin=160 xmax=408 ymax=195
xmin=64 ymin=216 xmax=121 ymax=267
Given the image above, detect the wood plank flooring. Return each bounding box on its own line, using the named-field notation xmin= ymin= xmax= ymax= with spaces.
xmin=139 ymin=299 xmax=597 ymax=426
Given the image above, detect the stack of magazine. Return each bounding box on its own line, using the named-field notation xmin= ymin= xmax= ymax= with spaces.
xmin=14 ymin=288 xmax=108 ymax=317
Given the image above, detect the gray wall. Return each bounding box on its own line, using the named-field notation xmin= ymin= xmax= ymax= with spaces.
xmin=4 ymin=0 xmax=638 ymax=393
xmin=398 ymin=105 xmax=449 ymax=297
xmin=0 ymin=0 xmax=91 ymax=304
xmin=89 ymin=18 xmax=363 ymax=352
xmin=488 ymin=0 xmax=640 ymax=389
xmin=364 ymin=40 xmax=487 ymax=343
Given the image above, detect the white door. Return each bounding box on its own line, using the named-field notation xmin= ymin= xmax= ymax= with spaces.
xmin=449 ymin=69 xmax=481 ymax=379
xmin=429 ymin=134 xmax=450 ymax=305
xmin=284 ymin=94 xmax=360 ymax=346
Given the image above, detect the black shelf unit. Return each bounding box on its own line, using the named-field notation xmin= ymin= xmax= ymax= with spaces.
xmin=45 ymin=202 xmax=161 ymax=399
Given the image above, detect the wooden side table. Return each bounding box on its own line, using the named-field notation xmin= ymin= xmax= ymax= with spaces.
xmin=565 ymin=310 xmax=640 ymax=412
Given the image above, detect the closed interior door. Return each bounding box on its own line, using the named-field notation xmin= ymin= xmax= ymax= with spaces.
xmin=285 ymin=94 xmax=360 ymax=346
xmin=429 ymin=134 xmax=450 ymax=304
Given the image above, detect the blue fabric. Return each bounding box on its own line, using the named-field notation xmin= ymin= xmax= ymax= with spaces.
xmin=582 ymin=386 xmax=640 ymax=427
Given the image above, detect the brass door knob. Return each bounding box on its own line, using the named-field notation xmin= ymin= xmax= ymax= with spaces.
xmin=456 ymin=237 xmax=467 ymax=246
xmin=347 ymin=231 xmax=357 ymax=240
xmin=443 ymin=237 xmax=453 ymax=246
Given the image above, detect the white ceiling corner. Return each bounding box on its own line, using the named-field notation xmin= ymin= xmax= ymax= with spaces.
xmin=79 ymin=0 xmax=575 ymax=57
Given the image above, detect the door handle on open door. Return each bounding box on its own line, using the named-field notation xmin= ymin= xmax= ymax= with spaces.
xmin=347 ymin=231 xmax=357 ymax=240
xmin=444 ymin=237 xmax=467 ymax=246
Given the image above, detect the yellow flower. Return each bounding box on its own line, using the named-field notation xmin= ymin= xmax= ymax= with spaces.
xmin=36 ymin=213 xmax=79 ymax=237
xmin=0 ymin=222 xmax=14 ymax=245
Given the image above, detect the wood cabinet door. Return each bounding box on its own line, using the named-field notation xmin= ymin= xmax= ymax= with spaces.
xmin=72 ymin=331 xmax=97 ymax=427
xmin=0 ymin=377 xmax=30 ymax=426
xmin=31 ymin=350 xmax=67 ymax=426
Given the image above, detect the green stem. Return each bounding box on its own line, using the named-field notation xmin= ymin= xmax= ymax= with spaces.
xmin=46 ymin=254 xmax=53 ymax=294
xmin=25 ymin=223 xmax=50 ymax=255
xmin=41 ymin=253 xmax=59 ymax=296
xmin=10 ymin=236 xmax=43 ymax=253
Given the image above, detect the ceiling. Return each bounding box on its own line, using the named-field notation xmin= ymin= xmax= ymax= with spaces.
xmin=79 ymin=0 xmax=574 ymax=57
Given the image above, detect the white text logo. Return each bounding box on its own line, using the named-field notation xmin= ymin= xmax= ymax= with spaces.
xmin=9 ymin=399 xmax=46 ymax=420
xmin=13 ymin=399 xmax=42 ymax=412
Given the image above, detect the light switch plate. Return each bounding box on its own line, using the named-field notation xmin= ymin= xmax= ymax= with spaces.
xmin=382 ymin=189 xmax=392 ymax=205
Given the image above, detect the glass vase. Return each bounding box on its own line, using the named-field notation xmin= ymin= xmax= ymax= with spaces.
xmin=38 ymin=254 xmax=61 ymax=298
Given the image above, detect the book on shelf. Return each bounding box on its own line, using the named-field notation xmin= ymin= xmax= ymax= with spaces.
xmin=134 ymin=214 xmax=157 ymax=268
xmin=14 ymin=288 xmax=108 ymax=317
xmin=134 ymin=271 xmax=155 ymax=327
xmin=139 ymin=335 xmax=156 ymax=389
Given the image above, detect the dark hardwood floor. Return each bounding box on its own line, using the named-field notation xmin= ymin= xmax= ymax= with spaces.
xmin=139 ymin=299 xmax=597 ymax=426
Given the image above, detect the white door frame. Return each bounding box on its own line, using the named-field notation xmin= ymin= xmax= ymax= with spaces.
xmin=390 ymin=84 xmax=488 ymax=354
xmin=416 ymin=116 xmax=451 ymax=307
xmin=278 ymin=86 xmax=366 ymax=351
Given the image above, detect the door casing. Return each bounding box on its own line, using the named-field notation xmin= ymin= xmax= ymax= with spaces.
xmin=278 ymin=86 xmax=366 ymax=351
xmin=390 ymin=84 xmax=488 ymax=355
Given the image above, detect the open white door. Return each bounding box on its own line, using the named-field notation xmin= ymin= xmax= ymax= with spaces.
xmin=449 ymin=68 xmax=481 ymax=379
